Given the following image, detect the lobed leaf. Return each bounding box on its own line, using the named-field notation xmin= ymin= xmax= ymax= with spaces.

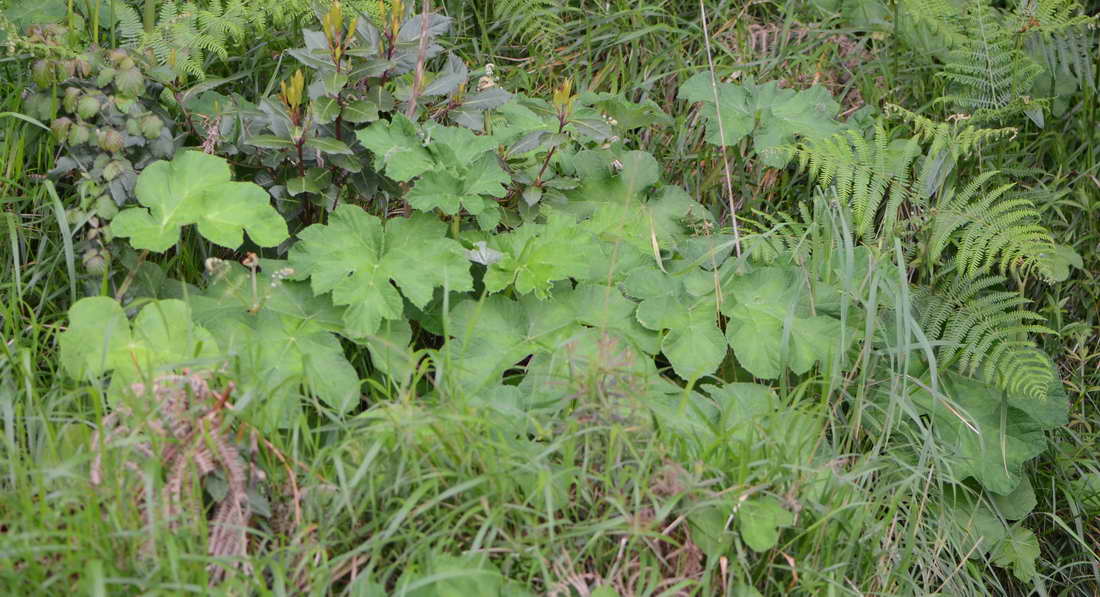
xmin=111 ymin=151 xmax=288 ymax=252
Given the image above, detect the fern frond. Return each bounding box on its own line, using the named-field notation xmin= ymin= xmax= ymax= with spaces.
xmin=116 ymin=3 xmax=144 ymax=47
xmin=493 ymin=0 xmax=566 ymax=56
xmin=897 ymin=0 xmax=968 ymax=49
xmin=1023 ymin=4 xmax=1097 ymax=98
xmin=916 ymin=271 xmax=1054 ymax=398
xmin=935 ymin=1 xmax=1046 ymax=124
xmin=798 ymin=125 xmax=921 ymax=242
xmin=1016 ymin=0 xmax=1093 ymax=33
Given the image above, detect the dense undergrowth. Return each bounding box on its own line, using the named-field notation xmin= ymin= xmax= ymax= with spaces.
xmin=1 ymin=0 xmax=1099 ymax=595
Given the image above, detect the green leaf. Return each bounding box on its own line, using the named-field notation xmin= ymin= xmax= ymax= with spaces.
xmin=679 ymin=72 xmax=754 ymax=146
xmin=582 ymin=91 xmax=673 ymax=130
xmin=440 ymin=295 xmax=538 ymax=392
xmin=748 ymin=82 xmax=840 ymax=167
xmin=942 ymin=489 xmax=1007 ymax=559
xmin=189 ymin=261 xmax=360 ymax=428
xmin=287 ymin=167 xmax=332 ymax=196
xmin=679 ymin=75 xmax=842 ymax=167
xmin=3 ymin=1 xmax=66 ymax=27
xmin=406 ymin=153 xmax=509 ymax=227
xmin=572 ymin=150 xmax=659 ymax=208
xmin=451 ymin=87 xmax=513 ymax=129
xmin=484 ymin=209 xmax=596 ymax=298
xmin=342 ymin=99 xmax=380 ymax=123
xmin=59 ymin=297 xmax=219 ymax=392
xmin=355 ymin=114 xmax=433 ymax=181
xmin=59 ymin=297 xmax=133 ymax=381
xmin=648 ymin=390 xmax=721 ymax=445
xmin=347 ymin=574 xmax=386 ymax=597
xmin=738 ymin=496 xmax=795 ymax=552
xmin=991 ymin=477 xmax=1037 ymax=521
xmin=520 ymin=327 xmax=662 ymax=407
xmin=567 ymin=111 xmax=613 ymax=142
xmin=991 ymin=525 xmax=1040 ymax=583
xmin=687 ymin=500 xmax=733 ymax=559
xmin=569 ymin=283 xmax=660 ymax=354
xmin=1038 ymin=243 xmax=1083 ymax=282
xmin=288 ymin=205 xmax=473 ymax=337
xmin=364 ymin=319 xmax=418 ymax=385
xmin=491 ymin=100 xmax=554 ymax=146
xmin=245 ymin=134 xmax=296 ymax=149
xmin=311 ymin=97 xmax=341 ymax=123
xmin=459 ymin=87 xmax=513 ymax=111
xmin=720 ymin=266 xmax=845 ymax=379
xmin=424 ymin=124 xmax=500 ymax=167
xmin=398 ymin=553 xmax=504 ymax=597
xmin=705 ymin=382 xmax=780 ymax=440
xmin=664 ymin=320 xmax=726 ymax=380
xmin=632 ymin=265 xmax=726 ymax=380
xmin=910 ymin=372 xmax=1061 ymax=495
xmin=1069 ymin=473 xmax=1100 ymax=512
xmin=111 ymin=151 xmax=288 ymax=252
xmin=322 ymin=71 xmax=349 ymax=96
xmin=304 ymin=136 xmax=353 ymax=154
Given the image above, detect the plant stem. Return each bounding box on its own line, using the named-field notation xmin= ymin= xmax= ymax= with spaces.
xmin=143 ymin=0 xmax=156 ymax=35
xmin=114 ymin=249 xmax=149 ymax=301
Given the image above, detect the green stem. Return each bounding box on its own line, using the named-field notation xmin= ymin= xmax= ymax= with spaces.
xmin=143 ymin=0 xmax=156 ymax=35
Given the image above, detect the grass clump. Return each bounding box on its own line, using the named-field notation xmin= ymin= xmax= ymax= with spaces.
xmin=1 ymin=0 xmax=1099 ymax=595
